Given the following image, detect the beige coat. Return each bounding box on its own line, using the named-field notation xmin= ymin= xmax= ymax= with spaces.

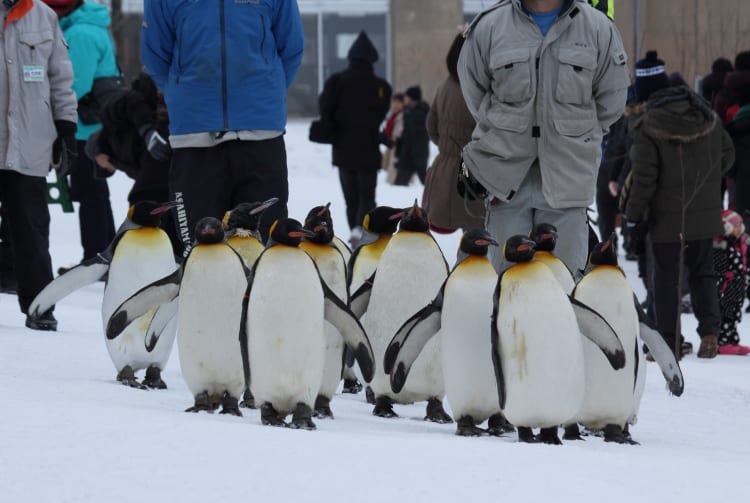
xmin=1 ymin=0 xmax=77 ymax=177
xmin=421 ymin=77 xmax=485 ymax=231
xmin=458 ymin=0 xmax=630 ymax=208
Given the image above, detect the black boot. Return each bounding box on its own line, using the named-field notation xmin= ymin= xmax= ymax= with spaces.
xmin=260 ymin=402 xmax=287 ymax=427
xmin=563 ymin=423 xmax=584 ymax=441
xmin=314 ymin=395 xmax=334 ymax=419
xmin=116 ymin=365 xmax=146 ymax=390
xmin=219 ymin=391 xmax=242 ymax=417
xmin=487 ymin=413 xmax=515 ymax=436
xmin=425 ymin=397 xmax=453 ymax=424
xmin=240 ymin=388 xmax=256 ymax=409
xmin=538 ymin=426 xmax=563 ymax=445
xmin=290 ymin=403 xmax=316 ymax=430
xmin=455 ymin=416 xmax=486 ymax=437
xmin=185 ymin=391 xmax=214 ymax=413
xmin=372 ymin=395 xmax=398 ymax=418
xmin=142 ymin=366 xmax=167 ymax=389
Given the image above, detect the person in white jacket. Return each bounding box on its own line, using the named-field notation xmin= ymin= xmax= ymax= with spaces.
xmin=0 ymin=0 xmax=78 ymax=331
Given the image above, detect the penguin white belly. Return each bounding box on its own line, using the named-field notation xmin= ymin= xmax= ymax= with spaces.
xmin=247 ymin=248 xmax=326 ymax=415
xmin=442 ymin=260 xmax=499 ymax=422
xmin=364 ymin=233 xmax=447 ymax=402
xmin=534 ymin=252 xmax=575 ymax=293
xmin=300 ymin=244 xmax=347 ymax=401
xmin=573 ymin=268 xmax=638 ymax=429
xmin=350 ymin=239 xmax=387 ymax=291
xmin=177 ymin=245 xmax=246 ymax=399
xmin=497 ymin=262 xmax=584 ymax=428
xmin=102 ymin=228 xmax=177 ymax=372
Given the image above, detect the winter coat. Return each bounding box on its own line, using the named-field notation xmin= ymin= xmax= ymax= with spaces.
xmin=59 ymin=1 xmax=119 ymax=141
xmin=397 ymin=100 xmax=430 ymax=174
xmin=726 ymin=105 xmax=750 ymax=220
xmin=0 ymin=0 xmax=77 ymax=177
xmin=142 ymin=0 xmax=304 ymax=135
xmin=421 ymin=77 xmax=484 ymax=231
xmin=382 ymin=110 xmax=403 ymax=183
xmin=458 ymin=0 xmax=630 ymax=208
xmin=319 ymin=36 xmax=391 ymax=171
xmin=625 ymin=87 xmax=735 ymax=243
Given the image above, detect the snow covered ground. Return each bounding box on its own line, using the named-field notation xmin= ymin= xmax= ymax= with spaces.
xmin=2 ymin=119 xmax=748 ymax=503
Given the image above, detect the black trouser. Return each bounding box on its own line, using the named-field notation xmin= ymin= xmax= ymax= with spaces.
xmin=0 ymin=204 xmax=15 ymax=289
xmin=394 ymin=158 xmax=426 ymax=186
xmin=595 ymin=184 xmax=618 ymax=244
xmin=337 ymin=166 xmax=378 ymax=230
xmin=651 ymin=239 xmax=721 ymax=348
xmin=170 ymin=137 xmax=289 ymax=256
xmin=69 ymin=140 xmax=116 ymax=261
xmin=0 ymin=171 xmax=54 ymax=313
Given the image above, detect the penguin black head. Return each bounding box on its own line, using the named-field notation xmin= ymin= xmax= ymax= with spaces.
xmin=268 ymin=218 xmax=315 ymax=247
xmin=222 ymin=197 xmax=279 ymax=232
xmin=399 ymin=200 xmax=430 ymax=233
xmin=363 ymin=206 xmax=403 ymax=235
xmin=530 ymin=223 xmax=558 ymax=252
xmin=503 ymin=235 xmax=537 ymax=263
xmin=303 ymin=203 xmax=334 ymax=244
xmin=194 ymin=217 xmax=225 ymax=245
xmin=589 ymin=232 xmax=619 ymax=267
xmin=459 ymin=228 xmax=499 ymax=257
xmin=127 ymin=200 xmax=176 ymax=227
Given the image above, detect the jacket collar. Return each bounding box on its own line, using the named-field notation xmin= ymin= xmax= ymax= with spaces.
xmin=5 ymin=0 xmax=32 ymax=27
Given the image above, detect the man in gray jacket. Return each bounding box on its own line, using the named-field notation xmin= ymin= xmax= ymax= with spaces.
xmin=0 ymin=0 xmax=78 ymax=330
xmin=458 ymin=0 xmax=630 ymax=275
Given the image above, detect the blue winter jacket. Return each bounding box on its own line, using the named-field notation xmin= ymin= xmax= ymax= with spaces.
xmin=142 ymin=0 xmax=305 ymax=136
xmin=60 ymin=1 xmax=120 ymax=141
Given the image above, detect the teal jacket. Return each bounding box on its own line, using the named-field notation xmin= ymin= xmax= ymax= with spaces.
xmin=60 ymin=1 xmax=119 ymax=140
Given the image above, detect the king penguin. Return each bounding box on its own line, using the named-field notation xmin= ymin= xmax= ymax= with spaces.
xmin=223 ymin=197 xmax=279 ymax=266
xmin=385 ymin=229 xmax=515 ymax=436
xmin=492 ymin=235 xmax=626 ymax=444
xmin=360 ymin=201 xmax=452 ymax=421
xmin=530 ymin=223 xmax=575 ymax=294
xmin=241 ymin=218 xmax=374 ymax=430
xmin=299 ymin=203 xmax=349 ymax=418
xmin=28 ymin=201 xmax=179 ymax=389
xmin=566 ymin=234 xmax=684 ymax=444
xmin=107 ymin=217 xmax=250 ymax=415
xmin=348 ymin=206 xmax=403 ymax=298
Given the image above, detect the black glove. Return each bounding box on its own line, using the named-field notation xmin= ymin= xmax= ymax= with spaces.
xmin=52 ymin=120 xmax=77 ymax=177
xmin=457 ymin=162 xmax=488 ymax=201
xmin=138 ymin=124 xmax=171 ymax=161
xmin=624 ymin=220 xmax=648 ymax=256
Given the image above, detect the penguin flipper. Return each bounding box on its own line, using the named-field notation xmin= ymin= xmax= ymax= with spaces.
xmin=569 ymin=295 xmax=626 ymax=370
xmin=145 ymin=299 xmax=179 ymax=352
xmin=27 ymin=255 xmax=110 ymax=317
xmin=106 ymin=268 xmax=182 ymax=340
xmin=349 ymin=271 xmax=375 ymax=318
xmin=491 ymin=274 xmax=506 ymax=410
xmin=634 ymin=297 xmax=684 ymax=396
xmin=322 ymin=281 xmax=375 ymax=383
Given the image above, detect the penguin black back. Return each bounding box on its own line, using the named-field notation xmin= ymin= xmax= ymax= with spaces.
xmin=194 ymin=217 xmax=225 ymax=245
xmin=530 ymin=223 xmax=558 ymax=252
xmin=399 ymin=200 xmax=429 ymax=233
xmin=503 ymin=235 xmax=536 ymax=263
xmin=128 ymin=200 xmax=176 ymax=228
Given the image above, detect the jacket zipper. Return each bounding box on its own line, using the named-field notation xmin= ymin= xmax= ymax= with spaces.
xmin=220 ymin=0 xmax=228 ymax=131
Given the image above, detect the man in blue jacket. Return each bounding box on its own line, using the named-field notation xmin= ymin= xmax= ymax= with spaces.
xmin=142 ymin=0 xmax=305 ymax=253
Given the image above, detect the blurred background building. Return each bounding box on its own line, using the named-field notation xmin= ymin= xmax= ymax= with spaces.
xmin=104 ymin=0 xmax=750 ymax=116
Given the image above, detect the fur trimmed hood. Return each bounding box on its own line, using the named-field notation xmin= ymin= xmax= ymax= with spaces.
xmin=635 ymin=86 xmax=719 ymax=143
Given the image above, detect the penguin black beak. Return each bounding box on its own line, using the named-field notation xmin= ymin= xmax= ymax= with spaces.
xmin=250 ymin=197 xmax=280 ymax=215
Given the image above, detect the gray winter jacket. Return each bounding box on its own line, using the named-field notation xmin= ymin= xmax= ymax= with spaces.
xmin=458 ymin=0 xmax=630 ymax=208
xmin=1 ymin=0 xmax=77 ymax=177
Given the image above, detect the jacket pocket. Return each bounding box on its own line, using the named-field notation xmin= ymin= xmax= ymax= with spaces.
xmin=555 ymin=48 xmax=596 ymax=105
xmin=18 ymin=30 xmax=54 ymax=65
xmin=490 ymin=48 xmax=532 ymax=104
xmin=476 ymin=112 xmax=532 ymax=160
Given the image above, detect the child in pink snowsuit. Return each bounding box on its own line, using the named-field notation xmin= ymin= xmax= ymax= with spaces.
xmin=713 ymin=210 xmax=750 ymax=355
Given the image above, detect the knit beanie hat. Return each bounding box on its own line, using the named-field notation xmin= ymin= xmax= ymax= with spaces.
xmin=635 ymin=51 xmax=671 ymax=102
xmin=405 ymin=85 xmax=422 ymax=102
xmin=722 ymin=209 xmax=745 ymax=236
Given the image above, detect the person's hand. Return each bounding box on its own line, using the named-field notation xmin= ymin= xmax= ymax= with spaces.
xmin=138 ymin=125 xmax=171 ymax=161
xmin=95 ymin=153 xmax=116 ymax=174
xmin=608 ymin=181 xmax=619 ymax=198
xmin=52 ymin=120 xmax=77 ymax=177
xmin=457 ymin=162 xmax=488 ymax=200
xmin=625 ymin=220 xmax=648 ymax=256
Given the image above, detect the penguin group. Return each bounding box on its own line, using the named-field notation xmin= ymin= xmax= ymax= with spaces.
xmin=28 ymin=197 xmax=684 ymax=442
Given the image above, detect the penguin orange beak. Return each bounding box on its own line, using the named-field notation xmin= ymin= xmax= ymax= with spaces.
xmin=517 ymin=243 xmax=533 ymax=252
xmin=541 ymin=233 xmax=554 ymax=241
xmin=316 ymin=202 xmax=331 ymax=217
xmin=389 ymin=211 xmax=404 ymax=220
xmin=602 ymin=239 xmax=612 ymax=251
xmin=150 ymin=201 xmax=178 ymax=215
xmin=476 ymin=238 xmax=499 ymax=247
xmin=313 ymin=222 xmax=328 ymax=233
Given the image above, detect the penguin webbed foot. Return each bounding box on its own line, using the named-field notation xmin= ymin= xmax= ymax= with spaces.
xmin=365 ymin=386 xmax=375 ymax=404
xmin=537 ymin=426 xmax=563 ymax=445
xmin=425 ymin=398 xmax=453 ymax=424
xmin=341 ymin=378 xmax=363 ymax=394
xmin=240 ymin=389 xmax=256 ymax=409
xmin=290 ymin=403 xmax=317 ymax=430
xmin=603 ymin=424 xmax=639 ymax=445
xmin=142 ymin=366 xmax=167 ymax=390
xmin=218 ymin=392 xmax=243 ymax=417
xmin=313 ymin=395 xmax=334 ymax=419
xmin=372 ymin=395 xmax=398 ymax=418
xmin=517 ymin=427 xmax=541 ymax=444
xmin=562 ymin=423 xmax=586 ymax=441
xmin=260 ymin=403 xmax=288 ymax=428
xmin=487 ymin=413 xmax=515 ymax=436
xmin=455 ymin=416 xmax=488 ymax=437
xmin=116 ymin=366 xmax=148 ymax=390
xmin=185 ymin=391 xmax=215 ymax=413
